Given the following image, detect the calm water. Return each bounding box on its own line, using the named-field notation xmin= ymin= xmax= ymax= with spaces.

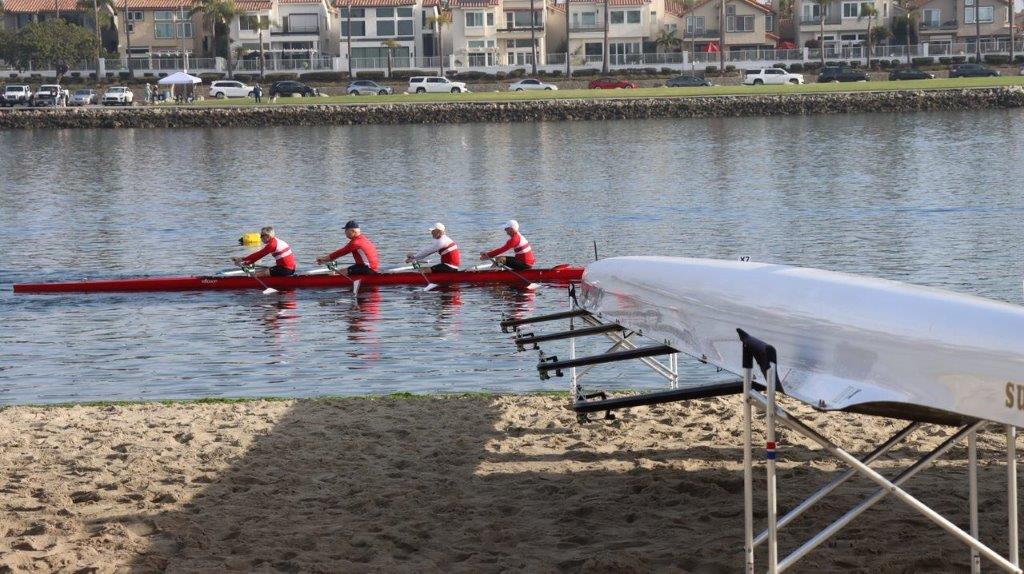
xmin=3 ymin=112 xmax=1024 ymax=404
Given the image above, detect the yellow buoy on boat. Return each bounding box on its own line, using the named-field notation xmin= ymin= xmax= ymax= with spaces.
xmin=239 ymin=232 xmax=261 ymax=246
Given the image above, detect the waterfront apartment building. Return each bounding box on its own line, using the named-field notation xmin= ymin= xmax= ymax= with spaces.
xmin=445 ymin=0 xmax=547 ymax=66
xmin=793 ymin=0 xmax=891 ymax=50
xmin=335 ymin=0 xmax=439 ymax=67
xmin=549 ymin=0 xmax=656 ymax=66
xmin=229 ymin=0 xmax=335 ymax=62
xmin=663 ymin=0 xmax=778 ymax=54
xmin=117 ymin=0 xmax=207 ymax=60
xmin=917 ymin=0 xmax=1015 ymax=52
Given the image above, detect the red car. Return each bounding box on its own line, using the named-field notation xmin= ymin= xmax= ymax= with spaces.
xmin=587 ymin=78 xmax=638 ymax=89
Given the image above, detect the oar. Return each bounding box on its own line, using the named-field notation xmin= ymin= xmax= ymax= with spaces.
xmin=412 ymin=261 xmax=439 ymax=292
xmin=491 ymin=258 xmax=540 ymax=290
xmin=324 ymin=260 xmax=361 ymax=297
xmin=468 ymin=261 xmax=493 ymax=271
xmin=238 ymin=263 xmax=278 ymax=295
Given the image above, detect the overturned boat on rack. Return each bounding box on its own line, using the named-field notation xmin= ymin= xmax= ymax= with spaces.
xmin=501 ymin=256 xmax=1024 ymax=573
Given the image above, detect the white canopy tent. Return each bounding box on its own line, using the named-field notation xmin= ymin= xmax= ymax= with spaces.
xmin=157 ymin=72 xmax=202 ymax=103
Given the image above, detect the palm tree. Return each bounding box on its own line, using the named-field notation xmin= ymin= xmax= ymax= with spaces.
xmin=381 ymin=38 xmax=399 ymax=78
xmin=654 ymin=27 xmax=682 ymax=62
xmin=529 ymin=0 xmax=537 ymax=74
xmin=427 ymin=7 xmax=452 ymax=75
xmin=252 ymin=15 xmax=273 ymax=77
xmin=190 ymin=0 xmax=241 ymax=73
xmin=602 ymin=0 xmax=609 ymax=72
xmin=668 ymin=0 xmax=694 ymax=71
xmin=564 ymin=0 xmax=571 ymax=77
xmin=857 ymin=2 xmax=878 ymax=68
xmin=895 ymin=0 xmax=919 ymax=64
xmin=812 ymin=0 xmax=830 ymax=66
xmin=77 ymin=0 xmax=115 ymax=74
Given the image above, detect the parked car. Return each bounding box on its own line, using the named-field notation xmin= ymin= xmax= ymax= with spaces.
xmin=346 ymin=80 xmax=393 ymax=95
xmin=102 ymin=86 xmax=134 ymax=106
xmin=508 ymin=78 xmax=558 ymax=91
xmin=208 ymin=80 xmax=255 ymax=99
xmin=817 ymin=66 xmax=869 ymax=83
xmin=1 ymin=85 xmax=32 ymax=106
xmin=949 ymin=63 xmax=1000 ymax=78
xmin=588 ymin=78 xmax=638 ymax=89
xmin=888 ymin=68 xmax=935 ymax=81
xmin=407 ymin=76 xmax=469 ymax=93
xmin=743 ymin=68 xmax=804 ymax=85
xmin=70 ymin=89 xmax=98 ymax=106
xmin=666 ymin=74 xmax=712 ymax=87
xmin=269 ymin=81 xmax=318 ymax=98
xmin=32 ymin=84 xmax=69 ymax=106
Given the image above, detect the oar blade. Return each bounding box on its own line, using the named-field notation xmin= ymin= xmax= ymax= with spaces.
xmin=525 ymin=283 xmax=541 ymax=291
xmin=262 ymin=287 xmax=279 ymax=295
xmin=352 ymin=279 xmax=361 ymax=297
xmin=423 ymin=283 xmax=439 ymax=292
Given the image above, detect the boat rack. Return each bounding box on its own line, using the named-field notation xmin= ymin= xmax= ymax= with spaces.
xmin=500 ymin=290 xmax=1023 ymax=573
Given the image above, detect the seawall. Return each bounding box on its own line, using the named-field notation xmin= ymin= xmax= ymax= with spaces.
xmin=2 ymin=87 xmax=1022 ymax=129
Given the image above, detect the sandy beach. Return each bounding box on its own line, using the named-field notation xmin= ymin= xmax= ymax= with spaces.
xmin=0 ymin=393 xmax=1017 ymax=573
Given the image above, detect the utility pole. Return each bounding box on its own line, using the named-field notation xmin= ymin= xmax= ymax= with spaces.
xmin=975 ymin=0 xmax=981 ymax=62
xmin=346 ymin=1 xmax=352 ymax=76
xmin=124 ymin=0 xmax=134 ymax=77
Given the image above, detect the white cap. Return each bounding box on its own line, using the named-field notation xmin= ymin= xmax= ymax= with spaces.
xmin=429 ymin=222 xmax=446 ymax=233
xmin=504 ymin=219 xmax=519 ymax=231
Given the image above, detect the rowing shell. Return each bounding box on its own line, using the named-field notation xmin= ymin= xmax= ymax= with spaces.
xmin=14 ymin=265 xmax=582 ymax=294
xmin=580 ymin=256 xmax=1024 ymax=427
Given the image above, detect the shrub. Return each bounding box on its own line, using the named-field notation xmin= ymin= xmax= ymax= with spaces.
xmin=389 ymin=69 xmax=431 ymax=80
xmin=661 ymin=67 xmax=675 ymax=74
xmin=984 ymin=54 xmax=1009 ymax=65
xmin=548 ymin=69 xmax=562 ymax=77
xmin=642 ymin=67 xmax=658 ymax=75
xmin=869 ymin=58 xmax=884 ymax=68
xmin=949 ymin=56 xmax=966 ymax=64
xmin=772 ymin=62 xmax=787 ymax=69
xmin=104 ymin=72 xmax=114 ymax=78
xmin=912 ymin=56 xmax=934 ymax=66
xmin=88 ymin=72 xmax=97 ymax=80
xmin=788 ymin=62 xmax=803 ymax=72
xmin=725 ymin=65 xmax=736 ymax=73
xmin=1015 ymin=55 xmax=1024 ymax=63
xmin=199 ymin=72 xmax=225 ymax=82
xmin=353 ymin=71 xmax=385 ymax=80
xmin=849 ymin=61 xmax=861 ymax=68
xmin=494 ymin=71 xmax=507 ymax=79
xmin=803 ymin=62 xmax=822 ymax=71
xmin=265 ymin=72 xmax=300 ymax=81
xmin=157 ymin=72 xmax=168 ymax=78
xmin=705 ymin=65 xmax=718 ymax=75
xmin=509 ymin=68 xmax=526 ymax=78
xmin=300 ymin=71 xmax=347 ymax=82
xmin=573 ymin=68 xmax=599 ymax=76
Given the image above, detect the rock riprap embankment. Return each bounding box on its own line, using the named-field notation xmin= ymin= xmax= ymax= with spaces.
xmin=2 ymin=87 xmax=1022 ymax=129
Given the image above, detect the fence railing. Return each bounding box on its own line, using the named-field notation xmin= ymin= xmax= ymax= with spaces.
xmin=5 ymin=40 xmax=1024 ymax=79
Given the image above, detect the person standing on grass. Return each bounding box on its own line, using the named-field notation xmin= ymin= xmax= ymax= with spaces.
xmin=143 ymin=83 xmax=152 ymax=105
xmin=253 ymin=83 xmax=262 ymax=103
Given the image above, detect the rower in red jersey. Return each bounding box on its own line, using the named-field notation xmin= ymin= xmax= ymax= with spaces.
xmin=315 ymin=220 xmax=380 ymax=275
xmin=231 ymin=226 xmax=296 ymax=276
xmin=406 ymin=222 xmax=460 ymax=272
xmin=480 ymin=219 xmax=534 ymax=271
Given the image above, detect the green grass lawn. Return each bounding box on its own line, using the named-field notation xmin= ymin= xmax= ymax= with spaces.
xmin=190 ymin=76 xmax=1024 ymax=107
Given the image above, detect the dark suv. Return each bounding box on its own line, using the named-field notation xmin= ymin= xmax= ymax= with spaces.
xmin=817 ymin=66 xmax=870 ymax=82
xmin=269 ymin=81 xmax=318 ymax=98
xmin=949 ymin=63 xmax=1000 ymax=78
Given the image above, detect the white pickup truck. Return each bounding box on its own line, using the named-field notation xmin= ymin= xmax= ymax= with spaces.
xmin=33 ymin=84 xmax=70 ymax=106
xmin=742 ymin=68 xmax=804 ymax=85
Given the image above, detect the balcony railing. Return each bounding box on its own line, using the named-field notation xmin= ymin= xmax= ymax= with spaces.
xmin=498 ymin=24 xmax=543 ymax=31
xmin=799 ymin=15 xmax=843 ymax=26
xmin=569 ymin=23 xmax=604 ymax=32
xmin=686 ymin=28 xmax=720 ymax=37
xmin=919 ymin=20 xmax=958 ymax=31
xmin=273 ymin=24 xmax=320 ymax=35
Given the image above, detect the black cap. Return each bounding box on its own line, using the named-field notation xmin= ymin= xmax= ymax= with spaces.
xmin=344 ymin=220 xmax=359 ymax=230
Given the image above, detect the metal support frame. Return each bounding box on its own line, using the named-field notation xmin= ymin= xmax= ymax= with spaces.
xmin=740 ymin=330 xmax=1023 ymax=574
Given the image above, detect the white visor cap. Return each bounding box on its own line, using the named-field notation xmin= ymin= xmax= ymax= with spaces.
xmin=504 ymin=220 xmax=519 ymax=231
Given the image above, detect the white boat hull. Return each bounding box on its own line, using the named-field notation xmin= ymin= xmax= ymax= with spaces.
xmin=580 ymin=256 xmax=1024 ymax=427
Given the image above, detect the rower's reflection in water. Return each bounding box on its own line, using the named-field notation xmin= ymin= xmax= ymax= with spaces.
xmin=340 ymin=286 xmax=383 ymax=364
xmin=417 ymin=284 xmax=463 ymax=337
xmin=259 ymin=290 xmax=300 ymax=348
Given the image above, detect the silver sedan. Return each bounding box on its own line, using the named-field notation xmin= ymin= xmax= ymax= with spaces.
xmin=508 ymin=79 xmax=558 ymax=91
xmin=346 ymin=80 xmax=393 ymax=96
xmin=70 ymin=89 xmax=98 ymax=106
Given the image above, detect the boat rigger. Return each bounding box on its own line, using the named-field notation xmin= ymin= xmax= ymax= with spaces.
xmin=12 ymin=265 xmax=582 ymax=294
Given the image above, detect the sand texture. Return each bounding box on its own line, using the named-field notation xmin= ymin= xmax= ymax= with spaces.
xmin=0 ymin=394 xmax=1019 ymax=573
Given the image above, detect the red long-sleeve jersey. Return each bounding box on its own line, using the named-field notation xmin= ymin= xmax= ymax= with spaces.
xmin=485 ymin=232 xmax=534 ymax=266
xmin=328 ymin=235 xmax=379 ymax=270
xmin=242 ymin=237 xmax=296 ymax=269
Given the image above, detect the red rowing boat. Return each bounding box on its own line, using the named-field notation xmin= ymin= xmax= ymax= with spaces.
xmin=13 ymin=265 xmax=583 ymax=294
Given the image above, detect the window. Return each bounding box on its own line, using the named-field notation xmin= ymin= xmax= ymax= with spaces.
xmin=377 ymin=20 xmax=394 ymax=35
xmin=665 ymin=22 xmax=677 ymax=32
xmin=397 ymin=20 xmax=413 ymax=35
xmin=487 ymin=12 xmax=494 ymax=25
xmin=286 ymin=13 xmax=319 ymax=33
xmin=627 ymin=10 xmax=640 ymax=23
xmin=341 ymin=21 xmax=366 ymax=36
xmin=466 ymin=12 xmax=484 ymax=26
xmin=765 ymin=14 xmax=774 ymax=30
xmin=376 ymin=7 xmax=393 ymax=17
xmin=397 ymin=7 xmax=412 ymax=17
xmin=506 ymin=11 xmax=539 ymax=28
xmin=727 ymin=14 xmax=754 ymax=31
xmin=338 ymin=7 xmax=365 ymax=17
xmin=127 ymin=10 xmax=143 ymax=21
xmin=842 ymin=2 xmax=860 ymax=17
xmin=686 ymin=15 xmax=705 ymax=33
xmin=154 ymin=10 xmax=175 ymax=38
xmin=964 ymin=5 xmax=993 ymax=22
xmin=611 ymin=10 xmax=624 ymax=23
xmin=922 ymin=8 xmax=940 ymax=26
xmin=801 ymin=3 xmax=822 ymax=20
xmin=581 ymin=11 xmax=597 ymax=26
